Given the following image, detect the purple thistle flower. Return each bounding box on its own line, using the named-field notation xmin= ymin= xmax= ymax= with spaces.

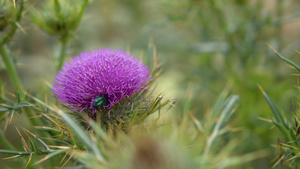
xmin=52 ymin=48 xmax=151 ymax=112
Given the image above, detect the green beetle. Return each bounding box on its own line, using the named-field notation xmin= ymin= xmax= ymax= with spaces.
xmin=93 ymin=94 xmax=109 ymax=109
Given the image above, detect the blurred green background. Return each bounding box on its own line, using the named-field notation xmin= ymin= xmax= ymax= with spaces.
xmin=2 ymin=0 xmax=300 ymax=168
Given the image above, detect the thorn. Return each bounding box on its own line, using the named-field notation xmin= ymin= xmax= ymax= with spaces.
xmin=257 ymin=84 xmax=265 ymax=94
xmin=15 ymin=22 xmax=27 ymax=35
xmin=3 ymin=155 xmax=20 ymax=160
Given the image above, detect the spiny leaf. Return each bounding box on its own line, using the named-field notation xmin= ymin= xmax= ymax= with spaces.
xmin=212 ymin=90 xmax=229 ymax=115
xmin=129 ymin=108 xmax=139 ymax=127
xmin=267 ymin=43 xmax=300 ymax=72
xmin=280 ymin=143 xmax=298 ymax=150
xmin=259 ymin=84 xmax=296 ymax=142
xmin=0 ymin=107 xmax=9 ymax=112
xmin=272 ymin=155 xmax=285 ymax=168
xmin=25 ymin=153 xmax=33 ymax=168
xmin=204 ymin=95 xmax=239 ymax=156
xmin=16 ymin=127 xmax=31 ymax=152
xmin=0 ymin=149 xmax=31 ymax=155
xmin=34 ymin=149 xmax=68 ymax=165
xmin=272 ymin=121 xmax=293 ymax=143
xmin=3 ymin=154 xmax=21 ymax=160
xmin=88 ymin=120 xmax=113 ymax=143
xmin=54 ymin=106 xmax=106 ymax=163
xmin=14 ymin=102 xmax=31 ymax=110
xmin=61 ymin=152 xmax=75 ymax=168
xmin=34 ymin=126 xmax=63 ymax=136
xmin=147 ymin=95 xmax=163 ymax=113
xmin=215 ymin=95 xmax=239 ymax=130
xmin=189 ymin=113 xmax=204 ymax=133
xmin=23 ymin=128 xmax=52 ymax=152
xmin=0 ymin=104 xmax=14 ymax=109
xmin=28 ymin=139 xmax=37 ymax=153
xmin=258 ymin=85 xmax=288 ymax=129
xmin=73 ymin=151 xmax=104 ymax=168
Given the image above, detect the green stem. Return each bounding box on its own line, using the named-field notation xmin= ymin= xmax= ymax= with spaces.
xmin=75 ymin=0 xmax=89 ymax=27
xmin=0 ymin=0 xmax=24 ymax=45
xmin=0 ymin=0 xmax=25 ymax=99
xmin=56 ymin=36 xmax=68 ymax=71
xmin=0 ymin=129 xmax=16 ymax=151
xmin=0 ymin=45 xmax=24 ymax=98
xmin=0 ymin=149 xmax=32 ymax=155
xmin=55 ymin=0 xmax=89 ymax=71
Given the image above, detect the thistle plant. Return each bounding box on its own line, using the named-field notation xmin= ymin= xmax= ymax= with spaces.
xmin=52 ymin=48 xmax=152 ymax=130
xmin=0 ymin=43 xmax=170 ymax=167
xmin=260 ymin=46 xmax=300 ymax=168
xmin=0 ymin=39 xmax=267 ymax=168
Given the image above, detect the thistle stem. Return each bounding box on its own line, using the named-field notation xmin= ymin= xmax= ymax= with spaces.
xmin=0 ymin=45 xmax=24 ymax=98
xmin=0 ymin=129 xmax=16 ymax=151
xmin=56 ymin=36 xmax=68 ymax=72
xmin=0 ymin=149 xmax=32 ymax=155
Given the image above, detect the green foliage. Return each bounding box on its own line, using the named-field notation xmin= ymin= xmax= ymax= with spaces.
xmin=0 ymin=0 xmax=25 ymax=98
xmin=143 ymin=1 xmax=295 ymax=167
xmin=0 ymin=0 xmax=300 ymax=168
xmin=0 ymin=41 xmax=263 ymax=168
xmin=262 ymin=49 xmax=300 ymax=168
xmin=0 ymin=88 xmax=261 ymax=169
xmin=0 ymin=0 xmax=24 ymax=45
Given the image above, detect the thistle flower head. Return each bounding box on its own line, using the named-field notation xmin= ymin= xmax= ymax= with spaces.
xmin=52 ymin=48 xmax=150 ymax=112
xmin=30 ymin=0 xmax=89 ymax=37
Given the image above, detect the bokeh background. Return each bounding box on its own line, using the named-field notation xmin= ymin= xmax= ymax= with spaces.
xmin=2 ymin=0 xmax=300 ymax=168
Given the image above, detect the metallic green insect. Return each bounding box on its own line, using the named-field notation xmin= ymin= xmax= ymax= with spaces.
xmin=93 ymin=94 xmax=109 ymax=109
